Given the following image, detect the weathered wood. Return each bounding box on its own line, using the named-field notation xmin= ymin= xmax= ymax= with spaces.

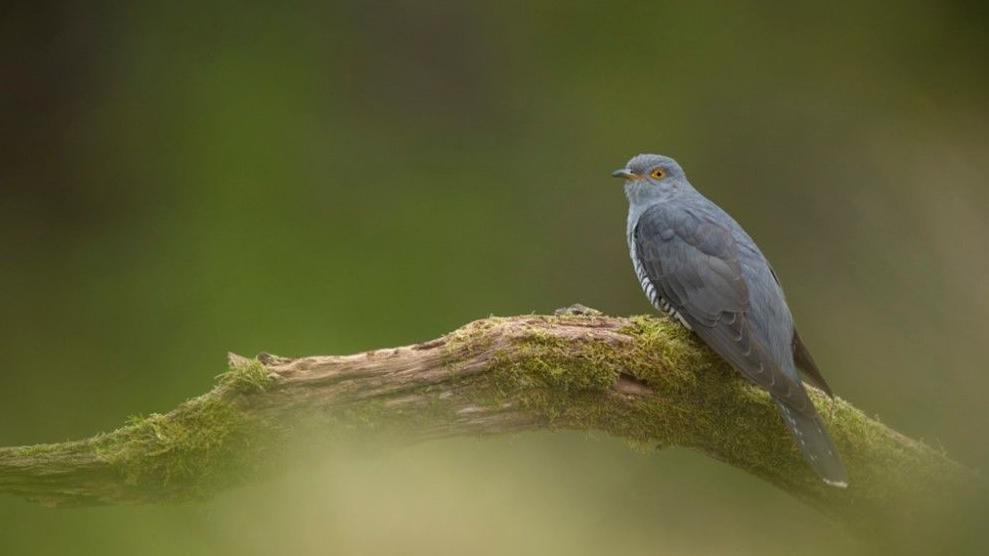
xmin=0 ymin=311 xmax=980 ymax=543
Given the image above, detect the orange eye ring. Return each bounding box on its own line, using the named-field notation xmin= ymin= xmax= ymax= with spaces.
xmin=650 ymin=168 xmax=665 ymax=179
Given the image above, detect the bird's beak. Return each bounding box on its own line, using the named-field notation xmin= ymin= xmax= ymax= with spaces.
xmin=611 ymin=168 xmax=638 ymax=180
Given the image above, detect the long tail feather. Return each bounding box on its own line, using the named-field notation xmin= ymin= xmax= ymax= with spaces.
xmin=775 ymin=400 xmax=848 ymax=487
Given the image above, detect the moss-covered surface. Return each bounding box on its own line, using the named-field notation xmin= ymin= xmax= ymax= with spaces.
xmin=479 ymin=315 xmax=760 ymax=450
xmin=442 ymin=316 xmax=504 ymax=364
xmin=216 ymin=359 xmax=276 ymax=393
xmin=94 ymin=398 xmax=248 ymax=496
xmin=88 ymin=358 xmax=280 ymax=500
xmin=0 ymin=314 xmax=978 ymax=538
xmin=446 ymin=313 xmax=978 ymax=534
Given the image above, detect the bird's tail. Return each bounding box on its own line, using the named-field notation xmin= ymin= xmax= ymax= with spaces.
xmin=775 ymin=400 xmax=848 ymax=487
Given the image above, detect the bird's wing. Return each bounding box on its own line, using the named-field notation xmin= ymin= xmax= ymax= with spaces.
xmin=768 ymin=262 xmax=834 ymax=397
xmin=634 ymin=204 xmax=813 ymax=414
xmin=792 ymin=328 xmax=833 ymax=397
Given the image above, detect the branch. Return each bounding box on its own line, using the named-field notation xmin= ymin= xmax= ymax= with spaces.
xmin=0 ymin=309 xmax=980 ymax=541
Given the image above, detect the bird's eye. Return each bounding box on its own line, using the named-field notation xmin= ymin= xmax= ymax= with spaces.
xmin=650 ymin=168 xmax=665 ymax=179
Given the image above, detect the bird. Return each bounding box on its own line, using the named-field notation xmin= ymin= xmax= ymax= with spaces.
xmin=612 ymin=153 xmax=848 ymax=487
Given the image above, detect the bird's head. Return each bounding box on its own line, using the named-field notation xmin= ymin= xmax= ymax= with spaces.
xmin=612 ymin=153 xmax=689 ymax=205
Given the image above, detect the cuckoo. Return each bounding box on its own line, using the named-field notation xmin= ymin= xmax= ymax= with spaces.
xmin=613 ymin=153 xmax=847 ymax=487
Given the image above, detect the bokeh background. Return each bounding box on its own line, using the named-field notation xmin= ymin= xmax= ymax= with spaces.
xmin=2 ymin=1 xmax=988 ymax=554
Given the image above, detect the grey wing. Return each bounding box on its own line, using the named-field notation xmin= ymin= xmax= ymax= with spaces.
xmin=769 ymin=265 xmax=834 ymax=397
xmin=792 ymin=328 xmax=833 ymax=397
xmin=634 ymin=205 xmax=814 ymax=414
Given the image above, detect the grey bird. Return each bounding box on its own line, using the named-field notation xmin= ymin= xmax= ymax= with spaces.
xmin=613 ymin=153 xmax=848 ymax=487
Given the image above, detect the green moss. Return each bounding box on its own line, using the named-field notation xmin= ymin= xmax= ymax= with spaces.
xmin=617 ymin=315 xmax=720 ymax=386
xmin=479 ymin=317 xmax=641 ymax=432
xmin=93 ymin=394 xmax=252 ymax=496
xmin=217 ymin=359 xmax=275 ymax=393
xmin=88 ymin=360 xmax=280 ymax=498
xmin=485 ymin=314 xmax=717 ymax=408
xmin=463 ymin=313 xmax=832 ymax=481
xmin=498 ymin=327 xmax=620 ymax=393
xmin=443 ymin=317 xmax=503 ymax=363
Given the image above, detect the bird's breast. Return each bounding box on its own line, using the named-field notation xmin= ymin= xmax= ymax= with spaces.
xmin=627 ymin=233 xmax=692 ymax=330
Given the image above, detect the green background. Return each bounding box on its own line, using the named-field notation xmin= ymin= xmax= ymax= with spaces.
xmin=2 ymin=1 xmax=987 ymax=554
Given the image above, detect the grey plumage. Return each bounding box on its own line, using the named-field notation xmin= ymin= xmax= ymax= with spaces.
xmin=615 ymin=153 xmax=847 ymax=487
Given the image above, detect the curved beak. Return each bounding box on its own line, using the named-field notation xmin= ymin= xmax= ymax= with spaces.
xmin=611 ymin=168 xmax=637 ymax=179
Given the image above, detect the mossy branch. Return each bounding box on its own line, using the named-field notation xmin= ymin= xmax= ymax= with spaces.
xmin=0 ymin=310 xmax=980 ymax=540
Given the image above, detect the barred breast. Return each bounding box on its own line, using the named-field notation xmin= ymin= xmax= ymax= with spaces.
xmin=628 ymin=237 xmax=693 ymax=330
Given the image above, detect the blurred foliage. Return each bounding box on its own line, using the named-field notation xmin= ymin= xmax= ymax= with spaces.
xmin=2 ymin=0 xmax=988 ymax=554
